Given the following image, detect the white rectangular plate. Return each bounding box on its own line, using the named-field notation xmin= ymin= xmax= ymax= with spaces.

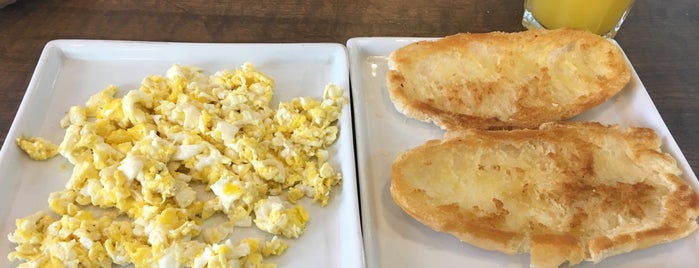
xmin=0 ymin=40 xmax=364 ymax=267
xmin=347 ymin=37 xmax=699 ymax=268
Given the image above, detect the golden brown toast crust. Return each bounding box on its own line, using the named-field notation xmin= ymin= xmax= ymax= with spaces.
xmin=390 ymin=122 xmax=699 ymax=268
xmin=387 ymin=29 xmax=632 ymax=130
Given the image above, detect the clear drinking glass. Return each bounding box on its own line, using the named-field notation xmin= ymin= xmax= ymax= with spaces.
xmin=522 ymin=0 xmax=635 ymax=38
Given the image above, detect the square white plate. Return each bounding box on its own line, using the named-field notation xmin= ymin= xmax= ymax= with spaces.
xmin=347 ymin=37 xmax=699 ymax=268
xmin=0 ymin=40 xmax=364 ymax=267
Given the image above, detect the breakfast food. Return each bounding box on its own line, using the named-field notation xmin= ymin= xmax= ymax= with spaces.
xmin=8 ymin=63 xmax=347 ymax=267
xmin=386 ymin=28 xmax=631 ymax=130
xmin=390 ymin=122 xmax=699 ymax=268
xmin=15 ymin=136 xmax=59 ymax=160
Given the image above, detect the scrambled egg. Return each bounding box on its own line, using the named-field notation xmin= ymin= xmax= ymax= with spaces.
xmin=8 ymin=63 xmax=347 ymax=267
xmin=16 ymin=136 xmax=59 ymax=160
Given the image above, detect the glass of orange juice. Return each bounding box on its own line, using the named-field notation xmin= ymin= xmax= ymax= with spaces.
xmin=522 ymin=0 xmax=635 ymax=38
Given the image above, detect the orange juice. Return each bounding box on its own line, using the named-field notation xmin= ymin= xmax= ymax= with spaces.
xmin=524 ymin=0 xmax=634 ymax=37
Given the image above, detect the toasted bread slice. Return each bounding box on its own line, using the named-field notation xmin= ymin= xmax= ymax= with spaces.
xmin=390 ymin=122 xmax=699 ymax=267
xmin=386 ymin=29 xmax=631 ymax=130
